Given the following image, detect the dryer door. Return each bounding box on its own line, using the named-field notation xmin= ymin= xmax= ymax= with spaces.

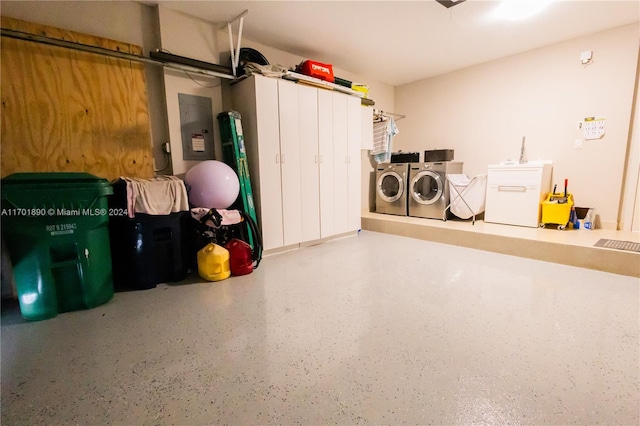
xmin=410 ymin=171 xmax=443 ymax=205
xmin=377 ymin=171 xmax=404 ymax=203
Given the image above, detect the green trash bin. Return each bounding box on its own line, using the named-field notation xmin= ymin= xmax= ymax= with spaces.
xmin=1 ymin=172 xmax=114 ymax=321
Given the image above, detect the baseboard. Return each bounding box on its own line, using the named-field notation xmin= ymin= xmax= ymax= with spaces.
xmin=264 ymin=231 xmax=359 ymax=256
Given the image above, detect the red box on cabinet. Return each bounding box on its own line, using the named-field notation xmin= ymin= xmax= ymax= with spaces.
xmin=299 ymin=60 xmax=334 ymax=83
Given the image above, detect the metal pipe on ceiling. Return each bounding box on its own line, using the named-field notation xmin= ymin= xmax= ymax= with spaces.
xmin=0 ymin=27 xmax=235 ymax=80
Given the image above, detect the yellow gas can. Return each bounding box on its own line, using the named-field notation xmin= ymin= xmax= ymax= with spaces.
xmin=197 ymin=243 xmax=231 ymax=281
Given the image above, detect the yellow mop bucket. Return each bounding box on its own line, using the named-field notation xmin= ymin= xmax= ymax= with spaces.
xmin=540 ymin=193 xmax=574 ymax=230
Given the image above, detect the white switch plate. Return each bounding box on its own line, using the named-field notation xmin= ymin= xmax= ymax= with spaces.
xmin=574 ymin=139 xmax=583 ymax=149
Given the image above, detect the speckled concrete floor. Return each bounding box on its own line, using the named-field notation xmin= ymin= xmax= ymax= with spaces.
xmin=1 ymin=231 xmax=638 ymax=425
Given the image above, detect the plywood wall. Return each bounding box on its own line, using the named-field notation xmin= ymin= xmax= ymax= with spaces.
xmin=0 ymin=16 xmax=154 ymax=180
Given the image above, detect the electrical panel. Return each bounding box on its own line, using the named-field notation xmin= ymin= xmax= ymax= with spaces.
xmin=178 ymin=93 xmax=215 ymax=161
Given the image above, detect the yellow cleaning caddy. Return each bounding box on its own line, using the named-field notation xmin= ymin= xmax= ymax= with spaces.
xmin=540 ymin=193 xmax=574 ymax=230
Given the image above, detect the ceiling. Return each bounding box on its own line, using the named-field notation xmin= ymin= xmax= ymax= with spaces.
xmin=154 ymin=1 xmax=640 ymax=86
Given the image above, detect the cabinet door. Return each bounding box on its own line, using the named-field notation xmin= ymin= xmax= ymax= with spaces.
xmin=485 ymin=166 xmax=544 ymax=227
xmin=254 ymin=75 xmax=284 ymax=250
xmin=277 ymin=80 xmax=302 ymax=246
xmin=298 ymin=84 xmax=320 ymax=242
xmin=318 ymin=90 xmax=334 ymax=238
xmin=347 ymin=96 xmax=362 ymax=232
xmin=332 ymin=92 xmax=349 ymax=235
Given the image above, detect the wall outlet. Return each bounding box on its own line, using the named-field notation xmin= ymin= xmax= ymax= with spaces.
xmin=574 ymin=139 xmax=583 ymax=149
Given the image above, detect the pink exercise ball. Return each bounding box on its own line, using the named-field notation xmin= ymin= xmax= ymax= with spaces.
xmin=185 ymin=160 xmax=240 ymax=209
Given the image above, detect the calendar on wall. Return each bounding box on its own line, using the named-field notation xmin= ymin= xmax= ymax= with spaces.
xmin=583 ymin=117 xmax=606 ymax=140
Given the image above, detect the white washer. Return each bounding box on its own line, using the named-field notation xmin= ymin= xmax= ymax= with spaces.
xmin=375 ymin=163 xmax=409 ymax=216
xmin=408 ymin=161 xmax=463 ymax=219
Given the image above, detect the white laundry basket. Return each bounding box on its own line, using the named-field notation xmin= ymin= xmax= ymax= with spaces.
xmin=446 ymin=174 xmax=488 ymax=223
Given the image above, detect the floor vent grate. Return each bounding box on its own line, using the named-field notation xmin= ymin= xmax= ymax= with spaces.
xmin=594 ymin=239 xmax=640 ymax=253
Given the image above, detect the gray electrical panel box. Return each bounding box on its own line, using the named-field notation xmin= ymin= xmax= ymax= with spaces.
xmin=178 ymin=93 xmax=215 ymax=161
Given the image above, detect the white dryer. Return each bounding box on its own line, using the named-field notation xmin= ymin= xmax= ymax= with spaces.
xmin=408 ymin=161 xmax=463 ymax=219
xmin=375 ymin=163 xmax=409 ymax=216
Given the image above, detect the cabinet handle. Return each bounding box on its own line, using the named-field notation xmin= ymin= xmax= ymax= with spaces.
xmin=281 ymin=154 xmax=285 ymax=163
xmin=314 ymin=155 xmax=318 ymax=164
xmin=319 ymin=155 xmax=323 ymax=164
xmin=275 ymin=154 xmax=279 ymax=164
xmin=498 ymin=185 xmax=527 ymax=192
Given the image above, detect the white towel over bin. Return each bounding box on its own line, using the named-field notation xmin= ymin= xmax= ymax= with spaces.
xmin=447 ymin=174 xmax=488 ymax=220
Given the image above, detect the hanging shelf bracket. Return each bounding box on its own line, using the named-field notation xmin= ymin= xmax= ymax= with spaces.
xmin=224 ymin=10 xmax=249 ymax=78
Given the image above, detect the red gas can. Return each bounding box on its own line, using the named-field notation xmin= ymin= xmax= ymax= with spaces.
xmin=225 ymin=239 xmax=254 ymax=276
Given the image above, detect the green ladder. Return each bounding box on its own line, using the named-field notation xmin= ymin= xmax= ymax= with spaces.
xmin=217 ymin=111 xmax=258 ymax=248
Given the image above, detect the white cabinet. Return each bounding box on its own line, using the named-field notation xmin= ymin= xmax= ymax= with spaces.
xmin=298 ymin=84 xmax=320 ymax=242
xmin=347 ymin=95 xmax=362 ymax=232
xmin=318 ymin=89 xmax=335 ymax=239
xmin=332 ymin=93 xmax=349 ymax=234
xmin=484 ymin=162 xmax=553 ymax=228
xmin=231 ymin=74 xmax=361 ymax=250
xmin=231 ymin=75 xmax=305 ymax=250
xmin=323 ymin=91 xmax=362 ymax=236
xmin=277 ymin=80 xmax=303 ymax=246
xmin=231 ymin=74 xmax=283 ymax=250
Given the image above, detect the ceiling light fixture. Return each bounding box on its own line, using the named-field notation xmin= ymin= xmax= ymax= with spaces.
xmin=492 ymin=0 xmax=553 ymax=21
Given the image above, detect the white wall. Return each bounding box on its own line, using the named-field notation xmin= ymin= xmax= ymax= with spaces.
xmin=0 ymin=1 xmax=147 ymax=46
xmin=395 ymin=24 xmax=639 ymax=229
xmin=157 ymin=6 xmax=226 ymax=176
xmin=620 ymin=51 xmax=640 ymax=232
